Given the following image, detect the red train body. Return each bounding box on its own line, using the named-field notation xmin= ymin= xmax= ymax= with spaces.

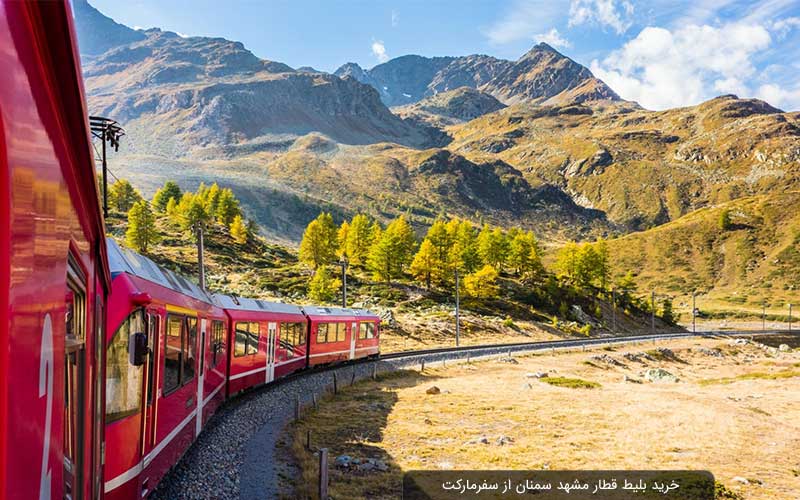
xmin=0 ymin=2 xmax=110 ymax=499
xmin=103 ymin=240 xmax=381 ymax=499
xmin=1 ymin=3 xmax=381 ymax=497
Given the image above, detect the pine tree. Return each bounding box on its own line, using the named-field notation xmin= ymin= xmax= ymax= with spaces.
xmin=425 ymin=219 xmax=453 ymax=285
xmin=215 ymin=188 xmax=241 ymax=226
xmin=555 ymin=241 xmax=581 ymax=280
xmin=719 ymin=209 xmax=732 ymax=231
xmin=230 ymin=215 xmax=248 ymax=244
xmin=367 ymin=215 xmax=416 ymax=282
xmin=125 ymin=201 xmax=160 ymax=253
xmin=508 ymin=231 xmax=542 ymax=277
xmin=449 ymin=219 xmax=480 ymax=274
xmin=307 ymin=266 xmax=341 ymax=303
xmin=410 ymin=239 xmax=436 ymax=289
xmin=478 ymin=225 xmax=509 ymax=270
xmin=337 ymin=221 xmax=350 ymax=259
xmin=463 ymin=264 xmax=500 ymax=299
xmin=108 ymin=179 xmax=142 ymax=213
xmin=345 ymin=214 xmax=374 ymax=265
xmin=203 ymin=182 xmax=222 ymax=216
xmin=593 ymin=238 xmax=610 ymax=289
xmin=298 ymin=212 xmax=337 ymax=269
xmin=174 ymin=193 xmax=211 ymax=231
xmin=152 ymin=180 xmax=182 ymax=212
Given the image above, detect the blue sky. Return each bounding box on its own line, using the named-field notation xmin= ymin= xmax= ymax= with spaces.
xmin=89 ymin=0 xmax=800 ymax=110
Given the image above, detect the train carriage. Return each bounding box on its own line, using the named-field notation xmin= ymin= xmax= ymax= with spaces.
xmin=304 ymin=307 xmax=381 ymax=366
xmin=103 ymin=239 xmax=227 ymax=499
xmin=214 ymin=295 xmax=308 ymax=396
xmin=0 ymin=1 xmax=110 ymax=499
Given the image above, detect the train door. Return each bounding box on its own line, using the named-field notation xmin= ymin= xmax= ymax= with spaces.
xmin=141 ymin=311 xmax=160 ymax=469
xmin=266 ymin=322 xmax=276 ymax=383
xmin=65 ymin=256 xmax=87 ymax=500
xmin=349 ymin=321 xmax=357 ymax=359
xmin=195 ymin=319 xmax=207 ymax=435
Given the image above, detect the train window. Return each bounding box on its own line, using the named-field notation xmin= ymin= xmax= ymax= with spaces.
xmin=146 ymin=314 xmax=159 ymax=405
xmin=317 ymin=323 xmax=328 ymax=344
xmin=235 ymin=321 xmax=259 ymax=356
xmin=234 ymin=322 xmax=248 ymax=357
xmin=359 ymin=322 xmax=375 ymax=339
xmin=105 ymin=309 xmax=145 ymax=422
xmin=163 ymin=315 xmax=183 ymax=395
xmin=247 ymin=322 xmax=260 ymax=355
xmin=184 ymin=317 xmax=197 ymax=382
xmin=336 ymin=322 xmax=346 ymax=342
xmin=212 ymin=320 xmax=225 ymax=365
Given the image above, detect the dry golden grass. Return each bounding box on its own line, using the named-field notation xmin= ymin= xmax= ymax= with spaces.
xmin=285 ymin=338 xmax=800 ymax=499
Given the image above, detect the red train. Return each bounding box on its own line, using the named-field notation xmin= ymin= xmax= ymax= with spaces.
xmin=103 ymin=240 xmax=380 ymax=498
xmin=1 ymin=2 xmax=381 ymax=498
xmin=0 ymin=1 xmax=111 ymax=499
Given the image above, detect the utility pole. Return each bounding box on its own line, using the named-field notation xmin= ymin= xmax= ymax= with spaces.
xmin=612 ymin=288 xmax=617 ymax=333
xmin=196 ymin=224 xmax=205 ymax=290
xmin=89 ymin=116 xmax=124 ymax=219
xmin=455 ymin=269 xmax=460 ymax=347
xmin=339 ymin=257 xmax=347 ymax=308
xmin=651 ymin=290 xmax=656 ymax=334
xmin=101 ymin=128 xmax=108 ymax=218
xmin=692 ymin=291 xmax=696 ymax=334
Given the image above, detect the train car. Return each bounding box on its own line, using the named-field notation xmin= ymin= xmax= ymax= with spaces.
xmin=103 ymin=239 xmax=227 ymax=499
xmin=0 ymin=2 xmax=110 ymax=499
xmin=304 ymin=307 xmax=381 ymax=366
xmin=213 ymin=295 xmax=308 ymax=396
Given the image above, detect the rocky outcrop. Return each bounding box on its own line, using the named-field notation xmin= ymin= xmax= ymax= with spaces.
xmin=393 ymin=87 xmax=506 ymax=127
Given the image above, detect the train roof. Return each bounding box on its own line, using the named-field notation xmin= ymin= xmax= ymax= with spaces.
xmin=106 ymin=238 xmax=213 ymax=304
xmin=302 ymin=306 xmax=380 ymax=319
xmin=210 ymin=294 xmax=304 ymax=315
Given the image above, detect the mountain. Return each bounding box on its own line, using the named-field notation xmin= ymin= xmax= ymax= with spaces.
xmin=333 ymin=43 xmax=620 ymax=108
xmin=394 ymin=87 xmax=506 ymax=127
xmin=447 ymin=95 xmax=800 ymax=231
xmin=604 ymin=191 xmax=800 ymax=319
xmin=81 ymin=29 xmax=440 ymax=149
xmin=72 ymin=0 xmax=145 ymax=56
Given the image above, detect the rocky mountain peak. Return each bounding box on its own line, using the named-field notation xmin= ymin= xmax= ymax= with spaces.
xmin=72 ymin=0 xmax=145 ymax=56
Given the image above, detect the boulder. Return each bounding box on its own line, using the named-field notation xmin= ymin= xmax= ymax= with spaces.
xmin=526 ymin=372 xmax=549 ymax=378
xmin=643 ymin=368 xmax=679 ymax=383
xmin=335 ymin=455 xmax=353 ymax=469
xmin=426 ymin=386 xmax=441 ymax=395
xmin=779 ymin=344 xmax=791 ymax=352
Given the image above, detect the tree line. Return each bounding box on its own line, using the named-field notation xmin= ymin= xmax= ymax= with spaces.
xmin=108 ymin=178 xmax=253 ymax=253
xmin=298 ymin=212 xmax=547 ymax=301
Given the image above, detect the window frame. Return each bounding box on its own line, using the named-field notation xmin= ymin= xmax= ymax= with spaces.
xmin=234 ymin=321 xmax=260 ymax=357
xmin=211 ymin=319 xmax=225 ymax=365
xmin=162 ymin=313 xmax=198 ymax=396
xmin=105 ymin=308 xmax=146 ymax=423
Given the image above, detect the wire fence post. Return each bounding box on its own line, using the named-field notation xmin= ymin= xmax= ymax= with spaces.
xmin=692 ymin=291 xmax=697 ymax=334
xmin=332 ymin=372 xmax=338 ymax=395
xmin=651 ymin=290 xmax=656 ymax=334
xmin=306 ymin=429 xmax=312 ymax=451
xmin=319 ymin=448 xmax=329 ymax=500
xmin=455 ymin=269 xmax=460 ymax=347
xmin=612 ymin=288 xmax=617 ymax=333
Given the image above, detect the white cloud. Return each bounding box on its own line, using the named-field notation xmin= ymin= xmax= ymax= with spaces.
xmin=756 ymin=83 xmax=800 ymax=110
xmin=371 ymin=40 xmax=389 ymax=63
xmin=771 ymin=16 xmax=800 ymax=37
xmin=485 ymin=0 xmax=565 ymax=45
xmin=590 ymin=23 xmax=772 ymax=110
xmin=391 ymin=10 xmax=399 ymax=27
xmin=534 ymin=28 xmax=572 ymax=48
xmin=568 ymin=0 xmax=634 ymax=34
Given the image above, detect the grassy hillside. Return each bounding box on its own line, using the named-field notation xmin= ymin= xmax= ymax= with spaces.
xmin=602 ymin=191 xmax=800 ymax=321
